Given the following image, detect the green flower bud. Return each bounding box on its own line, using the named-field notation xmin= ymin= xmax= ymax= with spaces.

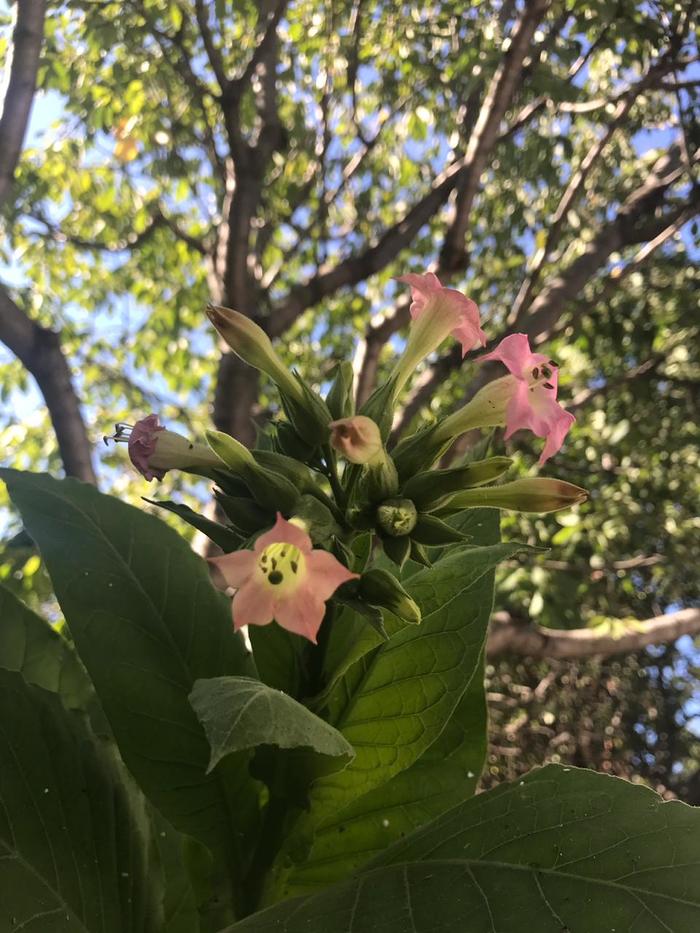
xmin=444 ymin=478 xmax=588 ymax=514
xmin=206 ymin=304 xmax=304 ymax=403
xmin=401 ymin=457 xmax=513 ymax=510
xmin=206 ymin=429 xmax=299 ymax=512
xmin=376 ymin=498 xmax=418 ymax=537
xmin=359 ymin=568 xmax=421 ymax=625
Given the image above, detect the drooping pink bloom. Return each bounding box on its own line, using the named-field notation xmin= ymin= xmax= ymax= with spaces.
xmin=109 ymin=414 xmax=220 ymax=480
xmin=397 ymin=272 xmax=486 ymax=356
xmin=480 ymin=333 xmax=575 ymax=465
xmin=127 ymin=414 xmax=166 ymax=480
xmin=208 ymin=513 xmax=358 ymax=644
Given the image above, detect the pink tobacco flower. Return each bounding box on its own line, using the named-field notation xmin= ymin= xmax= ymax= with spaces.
xmin=109 ymin=414 xmax=220 ymax=480
xmin=208 ymin=513 xmax=358 ymax=644
xmin=127 ymin=414 xmax=166 ymax=480
xmin=397 ymin=272 xmax=486 ymax=357
xmin=480 ymin=333 xmax=575 ymax=465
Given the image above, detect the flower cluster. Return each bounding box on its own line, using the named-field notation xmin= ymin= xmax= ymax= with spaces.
xmin=113 ymin=271 xmax=582 ymax=643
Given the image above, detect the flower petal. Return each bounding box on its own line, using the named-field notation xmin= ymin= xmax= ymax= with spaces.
xmin=396 ymin=272 xmax=443 ymax=319
xmin=306 ymin=550 xmax=358 ymax=602
xmin=480 ymin=333 xmax=538 ymax=379
xmin=538 ymin=409 xmax=576 ymax=466
xmin=254 ymin=512 xmax=312 ymax=554
xmin=273 ymin=586 xmax=327 ymax=643
xmin=208 ymin=550 xmax=257 ymax=588
xmin=231 ymin=579 xmax=275 ymax=631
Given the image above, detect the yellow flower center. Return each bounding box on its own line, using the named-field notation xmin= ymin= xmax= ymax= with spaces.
xmin=257 ymin=543 xmax=305 ymax=594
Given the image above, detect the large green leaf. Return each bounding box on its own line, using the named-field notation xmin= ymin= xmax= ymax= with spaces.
xmin=1 ymin=470 xmax=258 ymax=920
xmin=278 ymin=513 xmax=498 ymax=895
xmin=190 ymin=676 xmax=354 ymax=772
xmin=284 ymin=659 xmax=487 ymax=897
xmin=0 ymin=584 xmax=202 ymax=931
xmin=0 ymin=583 xmax=94 ymax=713
xmin=0 ymin=669 xmax=162 ymax=932
xmin=263 ymin=538 xmax=523 ymax=904
xmin=228 ymin=765 xmax=700 ymax=932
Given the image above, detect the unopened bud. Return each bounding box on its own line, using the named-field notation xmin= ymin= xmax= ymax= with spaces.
xmin=446 ymin=478 xmax=587 ymax=514
xmin=329 ymin=416 xmax=383 ymax=465
xmin=376 ymin=497 xmax=418 ymax=537
xmin=206 ymin=429 xmax=299 ymax=512
xmin=359 ymin=568 xmax=421 ymax=625
xmin=402 ymin=457 xmax=513 ymax=510
xmin=206 ymin=304 xmax=304 ymax=404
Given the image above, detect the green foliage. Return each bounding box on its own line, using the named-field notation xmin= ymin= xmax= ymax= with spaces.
xmin=227 ymin=765 xmax=700 ymax=933
xmin=0 ymin=669 xmax=163 ymax=932
xmin=189 ymin=676 xmax=354 ymax=772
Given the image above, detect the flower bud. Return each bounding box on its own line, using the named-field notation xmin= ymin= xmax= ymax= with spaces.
xmin=376 ymin=498 xmax=418 ymax=537
xmin=206 ymin=429 xmax=300 ymax=512
xmin=402 ymin=457 xmax=513 ymax=510
xmin=329 ymin=416 xmax=383 ymax=465
xmin=358 ymin=568 xmax=421 ymax=625
xmin=325 ymin=361 xmax=356 ymax=420
xmin=206 ymin=304 xmax=304 ymax=403
xmin=445 ymin=478 xmax=587 ymax=514
xmin=111 ymin=415 xmax=220 ymax=481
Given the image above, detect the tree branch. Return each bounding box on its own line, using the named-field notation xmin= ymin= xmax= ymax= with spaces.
xmin=439 ymin=0 xmax=551 ymax=273
xmin=487 ymin=608 xmax=700 ymax=659
xmin=0 ymin=287 xmax=96 ymax=483
xmin=0 ymin=0 xmax=46 ymax=207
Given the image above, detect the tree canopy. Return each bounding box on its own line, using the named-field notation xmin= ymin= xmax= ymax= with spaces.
xmin=1 ymin=0 xmax=699 ymax=789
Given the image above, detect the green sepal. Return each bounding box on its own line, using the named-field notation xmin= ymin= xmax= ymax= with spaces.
xmin=358 ymin=374 xmax=400 ymax=440
xmin=214 ymin=492 xmax=272 ymax=536
xmin=253 ymin=449 xmax=328 ymax=499
xmin=332 ymin=593 xmax=388 ymax=641
xmin=356 ymin=455 xmax=400 ymax=505
xmin=381 ymin=533 xmax=411 ymax=569
xmin=391 ymin=423 xmax=451 ymax=480
xmin=402 ymin=457 xmax=513 ymax=510
xmin=274 ymin=421 xmax=318 ymax=461
xmin=409 ymin=540 xmax=433 ymax=567
xmin=325 ymin=361 xmax=356 ymax=420
xmin=411 ymin=514 xmax=470 ymax=546
xmin=280 ymin=373 xmax=332 ymax=446
xmin=293 ymin=494 xmax=342 ymax=547
xmin=207 ymin=429 xmax=300 ymax=512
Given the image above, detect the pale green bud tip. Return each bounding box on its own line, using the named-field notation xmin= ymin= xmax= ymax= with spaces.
xmin=206 ymin=304 xmax=301 ymax=400
xmin=329 ymin=416 xmax=383 ymax=464
xmin=359 ymin=568 xmax=422 ymax=624
xmin=376 ymin=498 xmax=418 ymax=537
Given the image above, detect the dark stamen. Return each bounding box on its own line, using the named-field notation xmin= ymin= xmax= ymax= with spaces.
xmin=542 ymin=365 xmax=552 ymax=379
xmin=291 ymin=561 xmax=298 ymax=574
xmin=543 ymin=382 xmax=555 ymax=389
xmin=532 ymin=367 xmax=539 ymax=379
xmin=271 ymin=558 xmax=277 ymax=569
xmin=548 ymin=359 xmax=559 ymax=368
xmin=268 ymin=571 xmax=283 ymax=585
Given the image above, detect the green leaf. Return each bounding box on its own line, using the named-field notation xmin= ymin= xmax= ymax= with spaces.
xmin=1 ymin=470 xmax=258 ymax=920
xmin=227 ymin=765 xmax=700 ymax=932
xmin=0 ymin=669 xmax=162 ymax=931
xmin=285 ymin=662 xmax=487 ymax=896
xmin=144 ymin=497 xmax=243 ymax=551
xmin=0 ymin=583 xmax=94 ymax=714
xmin=264 ymin=540 xmax=523 ymax=904
xmin=189 ymin=676 xmax=354 ymax=773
